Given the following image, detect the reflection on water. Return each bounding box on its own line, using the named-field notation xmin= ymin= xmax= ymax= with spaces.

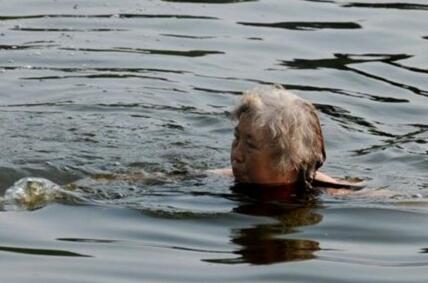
xmin=341 ymin=2 xmax=428 ymax=10
xmin=0 ymin=14 xmax=219 ymax=21
xmin=0 ymin=245 xmax=91 ymax=257
xmin=162 ymin=0 xmax=257 ymax=3
xmin=59 ymin=47 xmax=225 ymax=58
xmin=208 ymin=202 xmax=322 ymax=265
xmin=238 ymin=21 xmax=362 ymax=31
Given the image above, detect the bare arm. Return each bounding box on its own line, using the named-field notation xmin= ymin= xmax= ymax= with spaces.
xmin=207 ymin=169 xmax=344 ymax=183
xmin=205 ymin=168 xmax=234 ymax=177
xmin=314 ymin=171 xmax=365 ymax=192
xmin=314 ymin=171 xmax=339 ymax=184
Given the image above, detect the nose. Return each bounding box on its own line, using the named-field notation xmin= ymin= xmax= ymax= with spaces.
xmin=231 ymin=140 xmax=244 ymax=164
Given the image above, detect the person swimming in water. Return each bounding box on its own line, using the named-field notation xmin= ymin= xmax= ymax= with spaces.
xmin=209 ymin=85 xmax=361 ymax=198
xmin=1 ymin=85 xmax=361 ymax=210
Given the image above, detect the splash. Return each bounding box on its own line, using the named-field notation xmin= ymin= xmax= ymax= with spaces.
xmin=1 ymin=177 xmax=65 ymax=211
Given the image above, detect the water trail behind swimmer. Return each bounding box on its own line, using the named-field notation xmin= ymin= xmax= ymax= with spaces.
xmin=0 ymin=177 xmax=93 ymax=211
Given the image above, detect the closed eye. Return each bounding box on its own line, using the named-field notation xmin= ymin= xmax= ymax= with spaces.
xmin=245 ymin=137 xmax=259 ymax=149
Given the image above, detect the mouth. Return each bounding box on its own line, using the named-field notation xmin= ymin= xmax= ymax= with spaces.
xmin=232 ymin=167 xmax=247 ymax=182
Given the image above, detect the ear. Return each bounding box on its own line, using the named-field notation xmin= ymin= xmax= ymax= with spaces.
xmin=296 ymin=165 xmax=320 ymax=198
xmin=312 ymin=106 xmax=326 ymax=170
xmin=317 ymin=131 xmax=326 ymax=169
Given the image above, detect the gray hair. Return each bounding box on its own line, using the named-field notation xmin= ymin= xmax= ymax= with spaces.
xmin=232 ymin=85 xmax=326 ymax=188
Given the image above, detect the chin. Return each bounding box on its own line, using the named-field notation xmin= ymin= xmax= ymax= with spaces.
xmin=232 ymin=168 xmax=248 ymax=183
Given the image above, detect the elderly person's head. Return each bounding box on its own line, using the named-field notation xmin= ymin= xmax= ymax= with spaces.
xmin=231 ymin=85 xmax=325 ymax=189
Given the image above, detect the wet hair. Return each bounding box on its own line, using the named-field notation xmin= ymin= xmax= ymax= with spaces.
xmin=231 ymin=85 xmax=326 ymax=192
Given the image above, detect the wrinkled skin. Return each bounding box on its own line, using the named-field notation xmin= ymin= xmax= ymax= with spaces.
xmin=230 ymin=117 xmax=297 ymax=185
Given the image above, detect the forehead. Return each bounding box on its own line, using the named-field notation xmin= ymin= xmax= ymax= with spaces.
xmin=236 ymin=116 xmax=266 ymax=140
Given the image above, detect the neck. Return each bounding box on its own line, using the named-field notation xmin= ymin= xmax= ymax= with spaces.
xmin=231 ymin=182 xmax=298 ymax=201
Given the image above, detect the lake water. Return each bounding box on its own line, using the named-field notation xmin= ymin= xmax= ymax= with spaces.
xmin=1 ymin=0 xmax=428 ymax=282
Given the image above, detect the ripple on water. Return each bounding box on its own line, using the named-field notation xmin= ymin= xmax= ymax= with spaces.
xmin=1 ymin=0 xmax=428 ymax=282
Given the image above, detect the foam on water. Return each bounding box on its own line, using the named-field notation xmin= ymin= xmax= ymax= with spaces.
xmin=1 ymin=177 xmax=65 ymax=210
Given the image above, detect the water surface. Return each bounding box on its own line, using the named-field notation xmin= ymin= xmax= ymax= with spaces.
xmin=1 ymin=0 xmax=428 ymax=282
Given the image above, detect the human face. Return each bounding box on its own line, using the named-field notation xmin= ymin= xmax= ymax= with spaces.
xmin=230 ymin=116 xmax=296 ymax=184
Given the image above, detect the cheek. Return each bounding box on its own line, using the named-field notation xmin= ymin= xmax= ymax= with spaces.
xmin=247 ymin=154 xmax=273 ymax=179
xmin=244 ymin=154 xmax=263 ymax=175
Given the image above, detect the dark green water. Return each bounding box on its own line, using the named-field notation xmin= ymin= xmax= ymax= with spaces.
xmin=1 ymin=0 xmax=428 ymax=282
